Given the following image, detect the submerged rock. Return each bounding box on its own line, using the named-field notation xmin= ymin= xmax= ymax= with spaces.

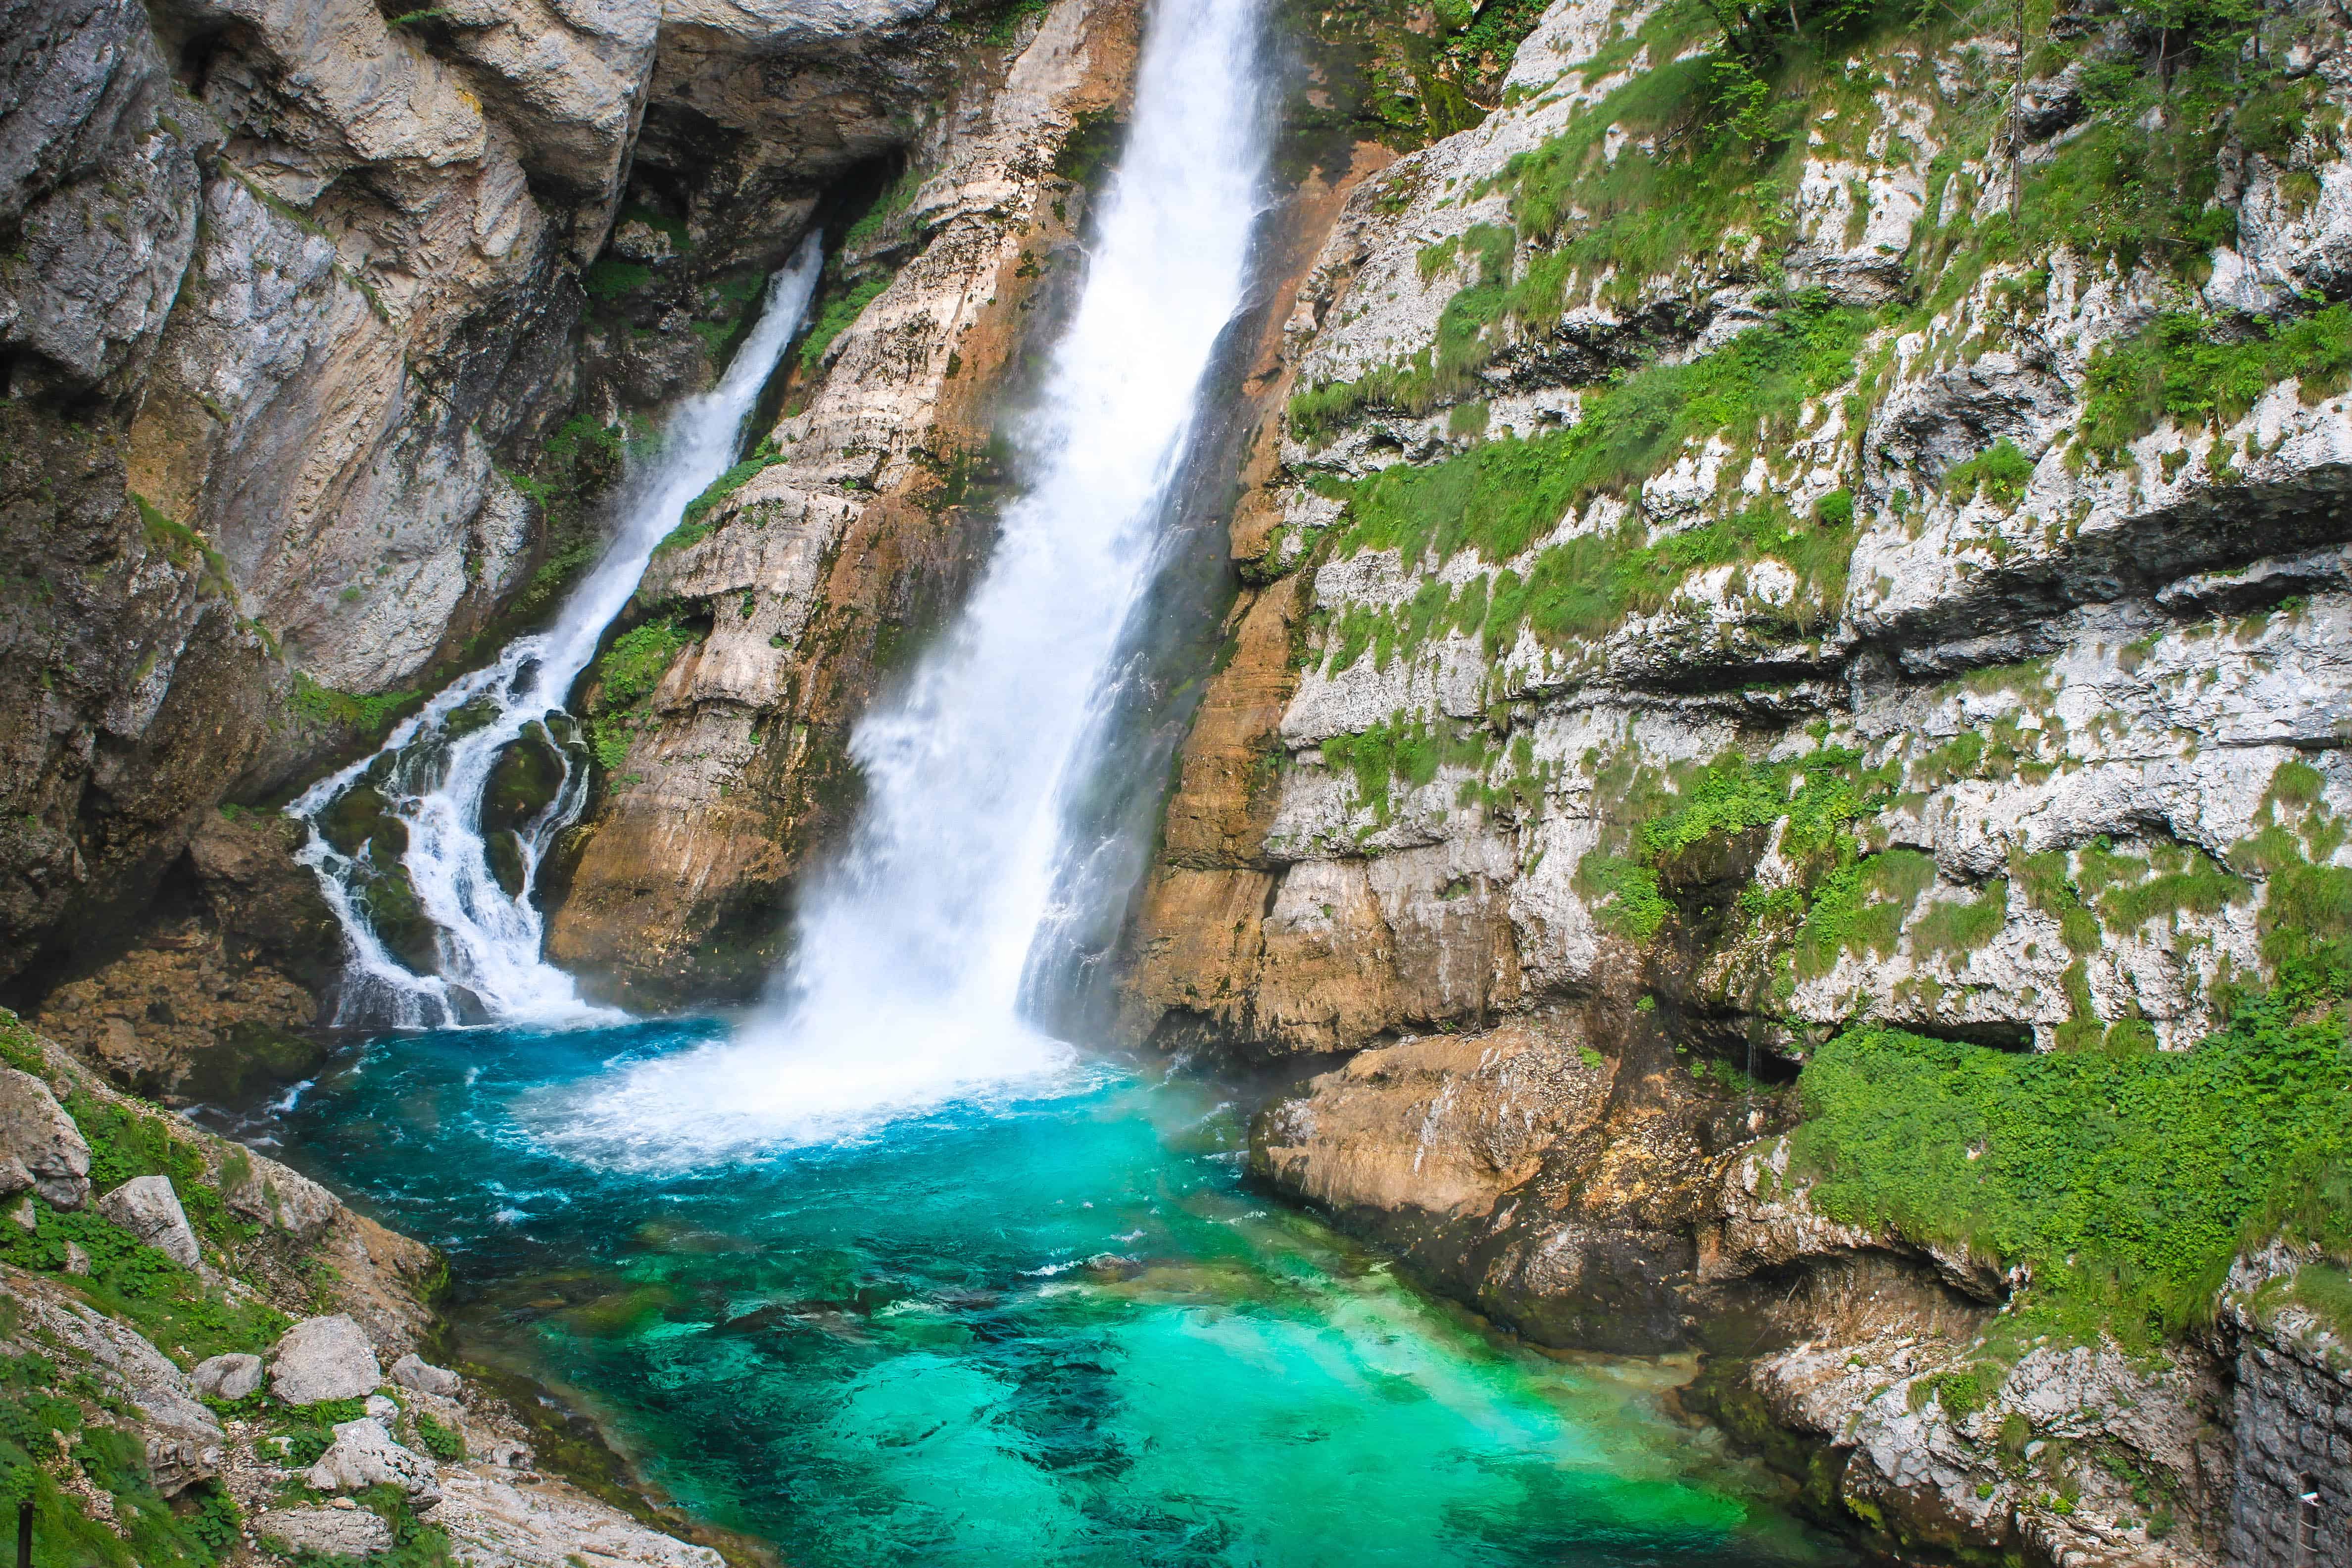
xmin=273 ymin=1314 xmax=384 ymax=1405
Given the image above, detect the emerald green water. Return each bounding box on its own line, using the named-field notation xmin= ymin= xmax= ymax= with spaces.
xmin=252 ymin=1020 xmax=1851 ymax=1567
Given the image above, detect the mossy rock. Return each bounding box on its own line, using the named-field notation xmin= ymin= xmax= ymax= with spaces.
xmin=353 ymin=864 xmax=438 ymax=975
xmin=482 ymin=722 xmax=570 ymax=837
xmin=318 ymin=786 xmax=406 ymax=860
xmin=177 ymin=1022 xmax=327 ymax=1104
xmin=485 ymin=829 xmax=528 ymax=900
xmin=441 ymin=695 xmax=504 ymax=740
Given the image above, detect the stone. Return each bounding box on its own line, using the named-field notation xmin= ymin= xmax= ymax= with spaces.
xmin=0 ymin=1067 xmax=91 ymax=1209
xmin=271 ymin=1315 xmax=383 ymax=1405
xmin=390 ymin=1352 xmax=462 ymax=1399
xmin=6 ymin=1196 xmax=31 ymax=1230
xmin=366 ymin=1392 xmax=399 ymax=1421
xmin=253 ymin=1506 xmax=393 ymax=1559
xmin=95 ymin=1176 xmax=200 ymax=1268
xmin=190 ymin=1353 xmax=264 ymax=1402
xmin=304 ymin=1417 xmax=439 ymax=1502
xmin=61 ymin=1241 xmax=89 ymax=1275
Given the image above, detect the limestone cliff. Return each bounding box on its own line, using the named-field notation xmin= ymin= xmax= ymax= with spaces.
xmin=1123 ymin=0 xmax=2352 ymax=1560
xmin=0 ymin=0 xmax=1043 ymax=1056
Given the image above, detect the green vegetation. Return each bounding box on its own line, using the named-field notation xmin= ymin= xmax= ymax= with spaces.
xmin=583 ymin=259 xmax=654 ymax=301
xmin=2077 ymin=306 xmax=2352 ymax=461
xmin=1941 ymin=439 xmax=2034 ymax=509
xmin=2233 ymin=759 xmax=2352 ymax=1003
xmin=132 ymin=493 xmax=232 ymax=597
xmin=1793 ymin=1001 xmax=2352 ymax=1347
xmin=0 ymin=1010 xmax=44 ymax=1074
xmin=1320 ymin=711 xmax=1500 ymax=822
xmin=290 ymin=672 xmax=420 ymax=738
xmin=799 ymin=271 xmax=894 ymax=374
xmin=1 ymin=1341 xmax=245 ymax=1567
xmin=0 ymin=1091 xmax=287 ymax=1361
xmin=585 ymin=619 xmax=698 ymax=771
xmin=1299 ymin=292 xmax=1866 ymax=678
xmin=1576 ymin=744 xmax=1895 ymax=945
xmin=413 ymin=1410 xmax=468 ymax=1462
xmin=662 ymin=438 xmax=788 ymax=552
xmin=844 ymin=164 xmax=927 ymax=249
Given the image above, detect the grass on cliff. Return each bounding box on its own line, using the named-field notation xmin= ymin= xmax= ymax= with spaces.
xmin=1792 ymin=1003 xmax=2352 ymax=1348
xmin=2075 ymin=305 xmax=2352 ymax=461
xmin=1308 ymin=291 xmax=1867 ymax=673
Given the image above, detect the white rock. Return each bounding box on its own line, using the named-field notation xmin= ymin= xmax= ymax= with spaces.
xmin=366 ymin=1393 xmax=399 ymax=1421
xmin=61 ymin=1240 xmax=89 ymax=1275
xmin=254 ymin=1505 xmax=393 ymax=1558
xmin=0 ymin=1068 xmax=91 ymax=1209
xmin=271 ymin=1315 xmax=383 ymax=1405
xmin=305 ymin=1417 xmax=439 ymax=1502
xmin=191 ymin=1352 xmax=264 ymax=1402
xmin=389 ymin=1352 xmax=462 ymax=1398
xmin=95 ymin=1176 xmax=201 ymax=1269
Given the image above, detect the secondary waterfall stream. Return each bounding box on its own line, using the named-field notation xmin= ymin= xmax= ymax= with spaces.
xmin=287 ymin=242 xmax=823 ymax=1031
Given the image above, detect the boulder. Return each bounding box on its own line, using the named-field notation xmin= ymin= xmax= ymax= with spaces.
xmin=190 ymin=1352 xmax=264 ymax=1401
xmin=304 ymin=1417 xmax=439 ymax=1502
xmin=254 ymin=1505 xmax=394 ymax=1559
xmin=0 ymin=1067 xmax=91 ymax=1208
xmin=271 ymin=1315 xmax=382 ymax=1405
xmin=95 ymin=1176 xmax=201 ymax=1268
xmin=389 ymin=1352 xmax=461 ymax=1398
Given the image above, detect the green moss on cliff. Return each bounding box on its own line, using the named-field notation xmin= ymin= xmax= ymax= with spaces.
xmin=584 ymin=618 xmax=700 ymax=772
xmin=1793 ymin=1004 xmax=2352 ymax=1346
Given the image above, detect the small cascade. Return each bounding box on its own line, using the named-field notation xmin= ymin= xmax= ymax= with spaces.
xmin=289 ymin=240 xmax=825 ymax=1030
xmin=546 ymin=0 xmax=1273 ymax=1164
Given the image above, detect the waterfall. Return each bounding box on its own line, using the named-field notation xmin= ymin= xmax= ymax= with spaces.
xmin=546 ymin=0 xmax=1273 ymax=1165
xmin=288 ymin=241 xmax=825 ymax=1030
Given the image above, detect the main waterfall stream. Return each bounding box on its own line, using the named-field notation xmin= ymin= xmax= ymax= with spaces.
xmin=239 ymin=0 xmax=1861 ymax=1561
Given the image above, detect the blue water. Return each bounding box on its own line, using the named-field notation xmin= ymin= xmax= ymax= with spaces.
xmin=247 ymin=1021 xmax=1851 ymax=1568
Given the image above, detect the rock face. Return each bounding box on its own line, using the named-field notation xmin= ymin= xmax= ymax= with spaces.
xmin=390 ymin=1350 xmax=463 ymax=1398
xmin=271 ymin=1312 xmax=385 ymax=1405
xmin=253 ymin=1506 xmax=396 ymax=1559
xmin=0 ymin=1066 xmax=92 ymax=1207
xmin=1117 ymin=0 xmax=2352 ymax=1560
xmin=545 ymin=0 xmax=1148 ymax=1003
xmin=95 ymin=1174 xmax=203 ymax=1268
xmin=0 ymin=0 xmax=1009 ymax=1040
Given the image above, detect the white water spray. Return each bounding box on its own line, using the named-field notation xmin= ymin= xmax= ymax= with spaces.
xmin=547 ymin=0 xmax=1272 ymax=1164
xmin=290 ymin=241 xmax=825 ymax=1030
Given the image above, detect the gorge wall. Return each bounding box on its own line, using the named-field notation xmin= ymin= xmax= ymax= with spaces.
xmin=2 ymin=0 xmax=1097 ymax=1069
xmin=1113 ymin=0 xmax=2352 ymax=1562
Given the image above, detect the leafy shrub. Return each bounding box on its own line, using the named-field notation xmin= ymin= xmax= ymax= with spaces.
xmin=412 ymin=1411 xmax=467 ymax=1461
